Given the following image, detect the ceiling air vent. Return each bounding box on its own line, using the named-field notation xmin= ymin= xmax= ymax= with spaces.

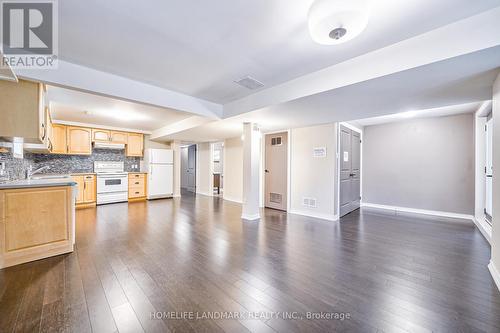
xmin=234 ymin=76 xmax=264 ymax=90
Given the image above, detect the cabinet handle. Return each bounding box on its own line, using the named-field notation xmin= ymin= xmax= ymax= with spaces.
xmin=84 ymin=182 xmax=86 ymax=190
xmin=135 ymin=192 xmax=139 ymax=194
xmin=135 ymin=182 xmax=139 ymax=185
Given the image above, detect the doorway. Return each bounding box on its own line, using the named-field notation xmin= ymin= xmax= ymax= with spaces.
xmin=485 ymin=114 xmax=493 ymax=224
xmin=264 ymin=132 xmax=288 ymax=211
xmin=212 ymin=142 xmax=224 ymax=196
xmin=339 ymin=124 xmax=361 ymax=217
xmin=181 ymin=144 xmax=197 ymax=193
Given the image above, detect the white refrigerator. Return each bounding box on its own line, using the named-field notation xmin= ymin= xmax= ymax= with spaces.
xmin=145 ymin=148 xmax=174 ymax=199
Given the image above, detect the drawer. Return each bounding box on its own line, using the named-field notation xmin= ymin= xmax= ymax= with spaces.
xmin=129 ymin=173 xmax=145 ymax=180
xmin=128 ymin=178 xmax=145 ymax=187
xmin=129 ymin=186 xmax=145 ymax=198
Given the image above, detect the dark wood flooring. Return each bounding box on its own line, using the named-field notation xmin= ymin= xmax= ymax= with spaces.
xmin=1 ymin=192 xmax=500 ymax=332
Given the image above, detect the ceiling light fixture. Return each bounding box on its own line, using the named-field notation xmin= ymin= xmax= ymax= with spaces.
xmin=308 ymin=0 xmax=371 ymax=45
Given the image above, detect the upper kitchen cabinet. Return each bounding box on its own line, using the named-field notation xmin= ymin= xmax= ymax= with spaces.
xmin=110 ymin=131 xmax=128 ymax=143
xmin=126 ymin=133 xmax=144 ymax=157
xmin=67 ymin=126 xmax=92 ymax=155
xmin=51 ymin=124 xmax=68 ymax=154
xmin=0 ymin=79 xmax=47 ymax=144
xmin=92 ymin=129 xmax=111 ymax=142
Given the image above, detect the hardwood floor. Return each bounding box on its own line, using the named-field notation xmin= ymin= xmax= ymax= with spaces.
xmin=1 ymin=192 xmax=499 ymax=332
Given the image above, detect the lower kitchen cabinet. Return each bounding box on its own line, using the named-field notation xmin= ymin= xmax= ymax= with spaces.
xmin=72 ymin=174 xmax=96 ymax=208
xmin=0 ymin=185 xmax=75 ymax=269
xmin=128 ymin=173 xmax=147 ymax=201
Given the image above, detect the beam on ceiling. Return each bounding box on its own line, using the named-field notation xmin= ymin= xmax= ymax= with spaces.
xmin=224 ymin=7 xmax=500 ymax=118
xmin=14 ymin=60 xmax=223 ymax=119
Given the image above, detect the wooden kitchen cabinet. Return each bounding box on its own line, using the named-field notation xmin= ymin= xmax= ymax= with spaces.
xmin=126 ymin=133 xmax=144 ymax=157
xmin=72 ymin=174 xmax=96 ymax=208
xmin=110 ymin=131 xmax=128 ymax=143
xmin=51 ymin=124 xmax=67 ymax=154
xmin=92 ymin=128 xmax=111 ymax=142
xmin=128 ymin=173 xmax=147 ymax=201
xmin=67 ymin=126 xmax=92 ymax=155
xmin=83 ymin=175 xmax=96 ymax=202
xmin=0 ymin=79 xmax=47 ymax=143
xmin=0 ymin=185 xmax=75 ymax=269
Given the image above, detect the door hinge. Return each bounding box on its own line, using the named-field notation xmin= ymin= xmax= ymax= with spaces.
xmin=485 ymin=166 xmax=487 ymax=174
xmin=485 ymin=125 xmax=487 ymax=131
xmin=484 ymin=207 xmax=487 ymax=214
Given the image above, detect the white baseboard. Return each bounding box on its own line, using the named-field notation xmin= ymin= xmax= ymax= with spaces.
xmin=488 ymin=261 xmax=500 ymax=292
xmin=473 ymin=217 xmax=492 ymax=245
xmin=196 ymin=191 xmax=212 ymax=197
xmin=241 ymin=213 xmax=260 ymax=221
xmin=361 ymin=203 xmax=474 ymax=221
xmin=289 ymin=209 xmax=338 ymax=222
xmin=223 ymin=195 xmax=242 ymax=204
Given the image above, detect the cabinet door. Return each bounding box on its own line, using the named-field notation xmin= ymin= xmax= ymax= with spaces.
xmin=67 ymin=127 xmax=92 ymax=155
xmin=92 ymin=129 xmax=111 ymax=142
xmin=110 ymin=131 xmax=128 ymax=143
xmin=51 ymin=124 xmax=67 ymax=154
xmin=83 ymin=175 xmax=96 ymax=203
xmin=126 ymin=133 xmax=143 ymax=157
xmin=72 ymin=176 xmax=84 ymax=203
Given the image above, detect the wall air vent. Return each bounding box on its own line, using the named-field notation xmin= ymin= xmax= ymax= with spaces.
xmin=234 ymin=76 xmax=264 ymax=90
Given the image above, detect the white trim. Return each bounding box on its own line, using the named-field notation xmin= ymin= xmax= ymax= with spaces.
xmin=289 ymin=209 xmax=338 ymax=222
xmin=196 ymin=190 xmax=212 ymax=197
xmin=473 ymin=217 xmax=492 ymax=244
xmin=488 ymin=261 xmax=500 ymax=292
xmin=339 ymin=122 xmax=363 ymax=134
xmin=241 ymin=213 xmax=260 ymax=221
xmin=361 ymin=202 xmax=474 ymax=221
xmin=223 ymin=195 xmax=242 ymax=204
xmin=53 ymin=119 xmax=152 ymax=134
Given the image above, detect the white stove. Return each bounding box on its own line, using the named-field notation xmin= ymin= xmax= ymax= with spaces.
xmin=94 ymin=161 xmax=128 ymax=204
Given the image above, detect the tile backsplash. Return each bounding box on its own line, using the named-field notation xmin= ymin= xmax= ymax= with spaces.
xmin=0 ymin=148 xmax=141 ymax=180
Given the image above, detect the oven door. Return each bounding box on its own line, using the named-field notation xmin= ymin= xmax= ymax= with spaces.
xmin=97 ymin=174 xmax=128 ymax=193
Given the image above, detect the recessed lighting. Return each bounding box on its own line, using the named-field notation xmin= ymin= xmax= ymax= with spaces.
xmin=308 ymin=0 xmax=371 ymax=45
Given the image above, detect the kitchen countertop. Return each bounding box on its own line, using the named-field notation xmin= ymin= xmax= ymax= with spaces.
xmin=129 ymin=171 xmax=147 ymax=174
xmin=0 ymin=178 xmax=77 ymax=189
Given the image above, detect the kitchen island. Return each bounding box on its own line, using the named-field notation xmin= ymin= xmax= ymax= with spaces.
xmin=0 ymin=178 xmax=77 ymax=269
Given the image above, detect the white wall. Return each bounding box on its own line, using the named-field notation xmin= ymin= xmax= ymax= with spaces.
xmin=289 ymin=123 xmax=338 ymax=220
xmin=490 ymin=72 xmax=500 ymax=290
xmin=362 ymin=114 xmax=475 ymax=215
xmin=223 ymin=137 xmax=243 ymax=203
xmin=196 ymin=142 xmax=212 ymax=196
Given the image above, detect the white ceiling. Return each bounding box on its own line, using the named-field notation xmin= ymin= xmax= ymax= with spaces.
xmin=48 ymin=86 xmax=191 ymax=131
xmin=162 ymin=46 xmax=500 ymax=141
xmin=349 ymin=102 xmax=482 ymax=128
xmin=58 ymin=0 xmax=500 ymax=104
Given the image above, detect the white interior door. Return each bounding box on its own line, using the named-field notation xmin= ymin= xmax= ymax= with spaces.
xmin=265 ymin=132 xmax=288 ymax=211
xmin=187 ymin=145 xmax=196 ymax=192
xmin=339 ymin=125 xmax=361 ymax=217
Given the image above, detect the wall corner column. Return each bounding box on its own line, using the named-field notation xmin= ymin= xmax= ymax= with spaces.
xmin=171 ymin=140 xmax=182 ymax=197
xmin=241 ymin=122 xmax=261 ymax=220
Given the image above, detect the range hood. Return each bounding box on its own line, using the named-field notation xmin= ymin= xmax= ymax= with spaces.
xmin=93 ymin=142 xmax=125 ymax=150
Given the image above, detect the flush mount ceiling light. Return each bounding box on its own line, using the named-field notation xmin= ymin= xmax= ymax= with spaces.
xmin=308 ymin=0 xmax=371 ymax=45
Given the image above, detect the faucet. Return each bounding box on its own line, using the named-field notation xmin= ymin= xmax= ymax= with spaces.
xmin=26 ymin=165 xmax=50 ymax=179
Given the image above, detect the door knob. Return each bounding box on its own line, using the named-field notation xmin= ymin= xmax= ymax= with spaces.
xmin=265 ymin=169 xmax=269 ymax=173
